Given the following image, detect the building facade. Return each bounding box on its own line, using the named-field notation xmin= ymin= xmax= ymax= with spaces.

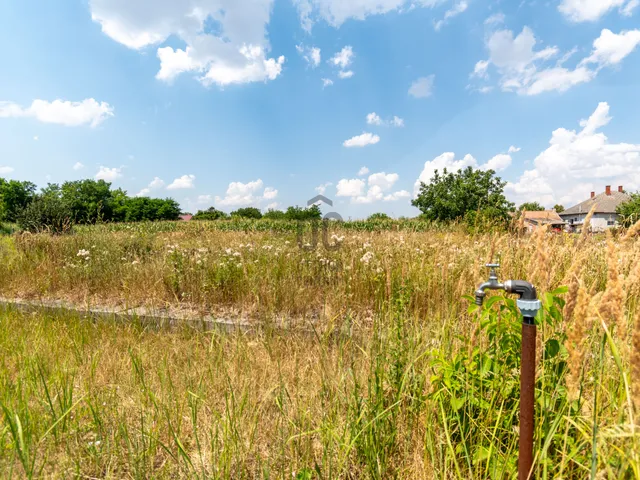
xmin=559 ymin=186 xmax=630 ymax=231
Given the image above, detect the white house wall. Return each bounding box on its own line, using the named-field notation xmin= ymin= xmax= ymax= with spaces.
xmin=561 ymin=212 xmax=619 ymax=230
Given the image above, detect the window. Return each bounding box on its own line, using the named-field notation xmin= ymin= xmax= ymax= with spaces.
xmin=607 ymin=220 xmax=615 ymax=226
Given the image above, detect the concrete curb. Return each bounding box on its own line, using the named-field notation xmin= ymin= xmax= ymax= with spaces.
xmin=0 ymin=297 xmax=355 ymax=340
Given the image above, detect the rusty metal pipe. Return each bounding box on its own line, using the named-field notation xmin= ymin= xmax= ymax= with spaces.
xmin=475 ymin=265 xmax=541 ymax=480
xmin=519 ymin=316 xmax=536 ymax=480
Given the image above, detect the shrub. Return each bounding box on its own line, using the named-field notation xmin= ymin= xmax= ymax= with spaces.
xmin=285 ymin=205 xmax=321 ymax=221
xmin=17 ymin=195 xmax=74 ymax=234
xmin=192 ymin=207 xmax=228 ymax=221
xmin=230 ymin=207 xmax=262 ymax=219
xmin=367 ymin=212 xmax=391 ymax=221
xmin=263 ymin=209 xmax=287 ymax=220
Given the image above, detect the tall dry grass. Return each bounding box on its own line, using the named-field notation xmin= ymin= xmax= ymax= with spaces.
xmin=0 ymin=220 xmax=639 ymax=478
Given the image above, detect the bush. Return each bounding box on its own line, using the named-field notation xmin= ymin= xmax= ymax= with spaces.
xmin=122 ymin=197 xmax=181 ymax=222
xmin=192 ymin=207 xmax=228 ymax=221
xmin=285 ymin=205 xmax=321 ymax=221
xmin=230 ymin=207 xmax=262 ymax=219
xmin=263 ymin=209 xmax=287 ymax=220
xmin=367 ymin=212 xmax=391 ymax=221
xmin=17 ymin=195 xmax=74 ymax=234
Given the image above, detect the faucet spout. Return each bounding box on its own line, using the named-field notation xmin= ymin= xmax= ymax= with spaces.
xmin=474 ymin=281 xmax=506 ymax=306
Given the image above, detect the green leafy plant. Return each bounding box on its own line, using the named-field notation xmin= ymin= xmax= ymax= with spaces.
xmin=16 ymin=195 xmax=74 ymax=234
xmin=428 ymin=289 xmax=570 ymax=478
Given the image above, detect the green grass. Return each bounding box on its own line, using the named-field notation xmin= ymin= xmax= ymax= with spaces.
xmin=0 ymin=294 xmax=637 ymax=478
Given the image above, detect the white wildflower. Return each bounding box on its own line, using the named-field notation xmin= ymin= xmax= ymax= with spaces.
xmin=360 ymin=251 xmax=374 ymax=264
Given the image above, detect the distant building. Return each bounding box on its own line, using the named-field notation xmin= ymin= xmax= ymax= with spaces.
xmin=179 ymin=214 xmax=193 ymax=221
xmin=521 ymin=210 xmax=565 ymax=232
xmin=559 ymin=186 xmax=630 ymax=231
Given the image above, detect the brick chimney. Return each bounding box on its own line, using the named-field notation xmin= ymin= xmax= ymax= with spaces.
xmin=590 ymin=191 xmax=595 ymax=199
xmin=618 ymin=186 xmax=624 ymax=193
xmin=606 ymin=185 xmax=611 ymax=196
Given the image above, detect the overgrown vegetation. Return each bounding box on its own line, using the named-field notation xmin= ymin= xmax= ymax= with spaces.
xmin=1 ymin=213 xmax=640 ymax=478
xmin=617 ymin=191 xmax=640 ymax=226
xmin=1 ymin=178 xmax=180 ymax=229
xmin=192 ymin=206 xmax=228 ymax=220
xmin=16 ymin=195 xmax=73 ymax=234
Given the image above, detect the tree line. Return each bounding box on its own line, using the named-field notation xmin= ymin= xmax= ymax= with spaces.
xmin=0 ymin=178 xmax=181 ymax=232
xmin=6 ymin=168 xmax=636 ymax=233
xmin=191 ymin=205 xmax=323 ymax=221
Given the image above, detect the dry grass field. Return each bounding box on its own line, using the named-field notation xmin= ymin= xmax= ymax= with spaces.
xmin=0 ymin=218 xmax=639 ymax=478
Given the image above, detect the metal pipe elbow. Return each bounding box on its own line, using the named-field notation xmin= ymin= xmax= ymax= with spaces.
xmin=504 ymin=280 xmax=538 ymax=301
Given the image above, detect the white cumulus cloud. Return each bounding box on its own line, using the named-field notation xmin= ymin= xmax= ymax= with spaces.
xmin=0 ymin=98 xmax=114 ymax=127
xmin=73 ymin=162 xmax=85 ymax=170
xmin=581 ymin=29 xmax=640 ymax=66
xmin=90 ymin=0 xmax=285 ymax=87
xmin=167 ymin=174 xmax=196 ymax=190
xmin=330 ymin=46 xmax=355 ymax=78
xmin=472 ymin=26 xmax=640 ymax=96
xmin=414 ymin=151 xmax=512 ymax=195
xmin=505 ymin=102 xmax=640 ymax=207
xmin=358 ymin=166 xmax=370 ymax=176
xmin=215 ymin=179 xmax=277 ymax=206
xmin=0 ymin=166 xmax=14 ymax=174
xmin=483 ymin=153 xmax=512 ymax=172
xmin=149 ymin=177 xmax=165 ymax=189
xmin=508 ymin=145 xmax=521 ymax=153
xmin=366 ymin=112 xmax=405 ymax=127
xmin=343 ymin=132 xmax=380 ymax=148
xmin=294 ymin=0 xmax=446 ymax=30
xmin=330 ymin=46 xmax=354 ymax=68
xmin=391 ymin=116 xmax=405 ymax=127
xmin=558 ymin=0 xmax=637 ymax=22
xmin=315 ymin=182 xmax=333 ymax=194
xmin=409 ymin=75 xmax=435 ymax=98
xmin=338 ymin=171 xmax=409 ymax=204
xmin=297 ymin=45 xmax=321 ymax=67
xmin=95 ymin=166 xmax=123 ymax=182
xmin=434 ymin=1 xmax=468 ymax=31
xmin=336 ymin=178 xmax=366 ymax=197
xmin=136 ymin=176 xmax=165 ymax=196
xmin=263 ymin=186 xmax=278 ymax=199
xmin=366 ymin=112 xmax=383 ymax=125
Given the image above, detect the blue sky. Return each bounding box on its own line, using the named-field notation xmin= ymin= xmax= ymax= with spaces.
xmin=1 ymin=0 xmax=640 ymax=218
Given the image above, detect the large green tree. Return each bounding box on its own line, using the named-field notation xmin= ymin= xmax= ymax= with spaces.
xmin=0 ymin=179 xmax=37 ymax=222
xmin=60 ymin=179 xmax=115 ymax=223
xmin=123 ymin=197 xmax=181 ymax=222
xmin=412 ymin=167 xmax=514 ymax=222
